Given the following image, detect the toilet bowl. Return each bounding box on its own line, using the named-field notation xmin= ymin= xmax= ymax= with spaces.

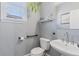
xmin=31 ymin=47 xmax=45 ymax=56
xmin=30 ymin=38 xmax=50 ymax=56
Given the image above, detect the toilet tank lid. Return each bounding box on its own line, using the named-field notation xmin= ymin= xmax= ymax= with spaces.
xmin=40 ymin=38 xmax=50 ymax=42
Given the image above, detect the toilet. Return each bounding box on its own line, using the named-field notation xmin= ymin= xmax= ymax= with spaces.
xmin=30 ymin=38 xmax=50 ymax=56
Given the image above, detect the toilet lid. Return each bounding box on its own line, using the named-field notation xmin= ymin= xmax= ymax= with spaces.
xmin=31 ymin=47 xmax=45 ymax=55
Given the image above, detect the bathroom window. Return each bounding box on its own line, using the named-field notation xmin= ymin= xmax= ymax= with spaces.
xmin=6 ymin=3 xmax=24 ymax=19
xmin=1 ymin=2 xmax=27 ymax=23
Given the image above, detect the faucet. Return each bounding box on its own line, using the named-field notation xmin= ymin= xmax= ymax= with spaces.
xmin=66 ymin=32 xmax=69 ymax=44
xmin=71 ymin=35 xmax=74 ymax=45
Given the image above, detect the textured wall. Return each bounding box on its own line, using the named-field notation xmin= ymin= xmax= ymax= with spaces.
xmin=57 ymin=2 xmax=79 ymax=44
xmin=39 ymin=2 xmax=61 ymax=56
xmin=0 ymin=2 xmax=40 ymax=56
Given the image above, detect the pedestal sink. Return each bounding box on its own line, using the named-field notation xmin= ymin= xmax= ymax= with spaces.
xmin=50 ymin=39 xmax=79 ymax=56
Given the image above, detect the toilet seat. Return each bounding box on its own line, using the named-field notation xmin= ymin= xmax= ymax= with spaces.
xmin=31 ymin=47 xmax=45 ymax=56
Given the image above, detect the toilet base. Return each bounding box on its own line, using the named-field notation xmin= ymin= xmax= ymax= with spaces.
xmin=24 ymin=53 xmax=50 ymax=56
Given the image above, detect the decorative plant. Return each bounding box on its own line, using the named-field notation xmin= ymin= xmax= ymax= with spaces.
xmin=27 ymin=2 xmax=41 ymax=13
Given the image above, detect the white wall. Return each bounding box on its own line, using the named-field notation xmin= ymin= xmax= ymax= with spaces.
xmin=0 ymin=23 xmax=16 ymax=55
xmin=0 ymin=2 xmax=40 ymax=56
xmin=40 ymin=2 xmax=57 ymax=19
xmin=40 ymin=2 xmax=57 ymax=40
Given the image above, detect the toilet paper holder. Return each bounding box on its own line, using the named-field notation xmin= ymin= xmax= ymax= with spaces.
xmin=18 ymin=37 xmax=25 ymax=41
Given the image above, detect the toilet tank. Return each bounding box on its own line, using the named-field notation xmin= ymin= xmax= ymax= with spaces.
xmin=40 ymin=38 xmax=50 ymax=50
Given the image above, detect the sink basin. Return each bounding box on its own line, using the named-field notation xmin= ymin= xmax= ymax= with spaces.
xmin=50 ymin=39 xmax=79 ymax=56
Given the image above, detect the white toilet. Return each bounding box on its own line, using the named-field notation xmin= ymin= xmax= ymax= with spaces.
xmin=30 ymin=38 xmax=50 ymax=56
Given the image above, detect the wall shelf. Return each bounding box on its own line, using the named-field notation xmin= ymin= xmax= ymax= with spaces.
xmin=39 ymin=18 xmax=55 ymax=23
